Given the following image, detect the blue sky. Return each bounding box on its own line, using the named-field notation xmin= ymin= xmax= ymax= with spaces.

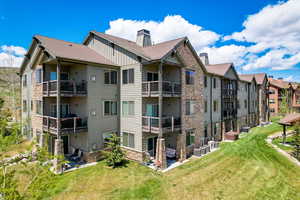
xmin=0 ymin=0 xmax=299 ymax=81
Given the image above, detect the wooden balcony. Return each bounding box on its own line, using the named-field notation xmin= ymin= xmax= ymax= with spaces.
xmin=142 ymin=116 xmax=181 ymax=134
xmin=43 ymin=80 xmax=87 ymax=97
xmin=142 ymin=81 xmax=181 ymax=97
xmin=43 ymin=116 xmax=88 ymax=135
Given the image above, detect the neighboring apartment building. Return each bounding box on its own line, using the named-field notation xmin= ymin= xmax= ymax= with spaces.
xmin=290 ymin=83 xmax=300 ymax=113
xmin=238 ymin=73 xmax=269 ymax=123
xmin=21 ymin=29 xmax=262 ymax=170
xmin=268 ymin=77 xmax=291 ymax=115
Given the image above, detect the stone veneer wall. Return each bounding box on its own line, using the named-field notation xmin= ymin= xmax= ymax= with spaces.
xmin=176 ymin=42 xmax=205 ymax=155
xmin=31 ymin=65 xmax=43 ymax=139
xmin=122 ymin=147 xmax=144 ymax=162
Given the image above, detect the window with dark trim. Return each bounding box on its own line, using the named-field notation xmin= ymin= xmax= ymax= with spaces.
xmin=122 ymin=132 xmax=135 ymax=148
xmin=104 ymin=100 xmax=117 ymax=116
xmin=104 ymin=70 xmax=117 ymax=84
xmin=123 ymin=69 xmax=134 ymax=84
xmin=36 ymin=100 xmax=42 ymax=115
xmin=213 ymin=78 xmax=217 ymax=88
xmin=23 ymin=74 xmax=27 ymax=87
xmin=204 ymin=76 xmax=207 ymax=87
xmin=35 ymin=69 xmax=42 ymax=83
xmin=23 ymin=100 xmax=27 ymax=112
xmin=186 ymin=129 xmax=195 ymax=146
xmin=185 ymin=70 xmax=195 ymax=85
xmin=204 ymin=100 xmax=208 ymax=113
xmin=213 ymin=100 xmax=218 ymax=112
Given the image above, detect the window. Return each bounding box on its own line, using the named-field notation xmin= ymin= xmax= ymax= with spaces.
xmin=90 ymin=75 xmax=96 ymax=81
xmin=204 ymin=76 xmax=207 ymax=87
xmin=35 ymin=68 xmax=42 ymax=83
xmin=50 ymin=104 xmax=70 ymax=117
xmin=123 ymin=69 xmax=134 ymax=84
xmin=186 ymin=100 xmax=196 ymax=115
xmin=50 ymin=72 xmax=69 ymax=81
xmin=186 ymin=129 xmax=195 ymax=146
xmin=244 ymin=100 xmax=247 ymax=109
xmin=204 ymin=100 xmax=208 ymax=113
xmin=36 ymin=100 xmax=42 ymax=115
xmin=214 ymin=123 xmax=218 ymax=136
xmin=269 ymin=89 xmax=275 ymax=94
xmin=269 ymin=99 xmax=275 ymax=104
xmin=213 ymin=100 xmax=218 ymax=112
xmin=104 ymin=101 xmax=117 ymax=116
xmin=237 ymin=100 xmax=240 ymax=109
xmin=23 ymin=74 xmax=27 ymax=87
xmin=104 ymin=70 xmax=118 ymax=84
xmin=185 ymin=70 xmax=195 ymax=85
xmin=204 ymin=125 xmax=208 ymax=138
xmin=147 ymin=72 xmax=158 ymax=81
xmin=122 ymin=132 xmax=135 ymax=148
xmin=23 ymin=100 xmax=27 ymax=112
xmin=213 ymin=78 xmax=217 ymax=88
xmin=122 ymin=101 xmax=135 ymax=116
xmin=31 ymin=100 xmax=33 ymax=111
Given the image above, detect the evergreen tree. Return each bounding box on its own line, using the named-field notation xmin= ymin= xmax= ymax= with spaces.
xmin=291 ymin=124 xmax=300 ymax=160
xmin=105 ymin=134 xmax=125 ymax=168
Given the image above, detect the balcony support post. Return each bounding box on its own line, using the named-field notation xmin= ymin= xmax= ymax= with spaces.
xmin=56 ymin=61 xmax=61 ymax=139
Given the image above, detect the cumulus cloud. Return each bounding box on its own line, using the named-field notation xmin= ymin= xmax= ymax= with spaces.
xmin=0 ymin=45 xmax=26 ymax=67
xmin=224 ymin=0 xmax=300 ymax=71
xmin=105 ymin=15 xmax=220 ymax=50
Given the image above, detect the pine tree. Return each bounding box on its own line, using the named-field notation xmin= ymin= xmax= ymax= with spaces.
xmin=105 ymin=134 xmax=125 ymax=168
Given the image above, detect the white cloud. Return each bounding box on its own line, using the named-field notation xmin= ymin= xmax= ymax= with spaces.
xmin=105 ymin=15 xmax=220 ymax=50
xmin=0 ymin=45 xmax=26 ymax=67
xmin=284 ymin=75 xmax=294 ymax=82
xmin=200 ymin=45 xmax=248 ymax=66
xmin=1 ymin=45 xmax=27 ymax=56
xmin=223 ymin=0 xmax=300 ymax=71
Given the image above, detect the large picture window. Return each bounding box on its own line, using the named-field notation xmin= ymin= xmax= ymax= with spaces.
xmin=122 ymin=69 xmax=134 ymax=84
xmin=104 ymin=100 xmax=117 ymax=116
xmin=122 ymin=132 xmax=135 ymax=148
xmin=122 ymin=101 xmax=135 ymax=116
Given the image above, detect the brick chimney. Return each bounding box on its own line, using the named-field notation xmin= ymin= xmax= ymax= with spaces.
xmin=136 ymin=29 xmax=152 ymax=47
xmin=199 ymin=52 xmax=209 ymax=65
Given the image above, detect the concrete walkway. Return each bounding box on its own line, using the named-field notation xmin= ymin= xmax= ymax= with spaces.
xmin=266 ymin=131 xmax=300 ymax=167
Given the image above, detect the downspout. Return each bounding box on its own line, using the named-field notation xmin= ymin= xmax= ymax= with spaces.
xmin=210 ymin=75 xmax=213 ymax=140
xmin=220 ymin=78 xmax=223 ymax=140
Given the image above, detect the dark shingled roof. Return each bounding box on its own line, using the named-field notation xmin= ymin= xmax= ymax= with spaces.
xmin=35 ymin=35 xmax=117 ymax=66
xmin=205 ymin=63 xmax=233 ymax=76
xmin=90 ymin=31 xmax=185 ymax=61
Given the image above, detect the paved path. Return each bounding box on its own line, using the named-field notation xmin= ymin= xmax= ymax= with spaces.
xmin=266 ymin=131 xmax=300 ymax=167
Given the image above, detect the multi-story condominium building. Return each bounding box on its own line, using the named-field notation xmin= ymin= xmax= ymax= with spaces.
xmin=268 ymin=77 xmax=292 ymax=115
xmin=20 ymin=29 xmax=262 ymax=170
xmin=290 ymin=83 xmax=300 ymax=113
xmin=238 ymin=73 xmax=269 ymax=123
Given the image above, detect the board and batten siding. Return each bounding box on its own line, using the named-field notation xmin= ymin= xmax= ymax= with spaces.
xmin=86 ymin=65 xmax=119 ymax=152
xmin=86 ymin=35 xmax=144 ymax=153
xmin=120 ymin=63 xmax=143 ymax=152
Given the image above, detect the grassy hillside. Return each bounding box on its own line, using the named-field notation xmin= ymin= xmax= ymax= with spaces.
xmin=13 ymin=122 xmax=300 ymax=200
xmin=0 ymin=67 xmax=20 ymax=120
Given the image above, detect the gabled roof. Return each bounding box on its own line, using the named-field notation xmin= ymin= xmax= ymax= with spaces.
xmin=85 ymin=31 xmax=186 ymax=61
xmin=239 ymin=74 xmax=256 ymax=83
xmin=268 ymin=78 xmax=290 ymax=89
xmin=253 ymin=73 xmax=267 ymax=85
xmin=34 ymin=35 xmax=117 ymax=66
xmin=205 ymin=63 xmax=233 ymax=77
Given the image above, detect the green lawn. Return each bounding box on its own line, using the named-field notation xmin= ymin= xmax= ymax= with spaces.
xmin=272 ymin=136 xmax=295 ymax=152
xmin=0 ymin=139 xmax=32 ymax=158
xmin=14 ymin=122 xmax=300 ymax=200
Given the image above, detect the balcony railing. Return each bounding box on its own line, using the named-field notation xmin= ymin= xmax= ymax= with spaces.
xmin=43 ymin=80 xmax=87 ymax=96
xmin=142 ymin=116 xmax=181 ymax=133
xmin=142 ymin=81 xmax=181 ymax=96
xmin=43 ymin=116 xmax=88 ymax=134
